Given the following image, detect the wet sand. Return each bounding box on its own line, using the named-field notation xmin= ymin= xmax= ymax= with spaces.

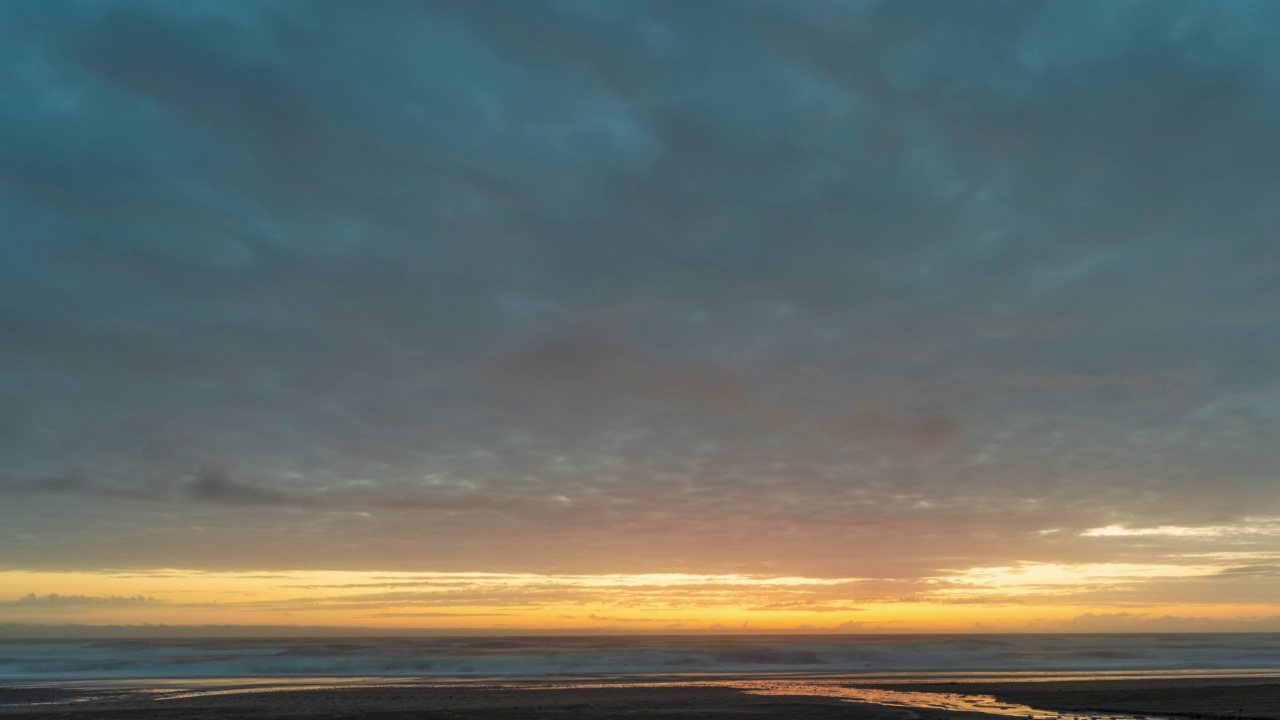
xmin=1 ymin=677 xmax=1276 ymax=719
xmin=0 ymin=683 xmax=951 ymax=720
xmin=850 ymin=677 xmax=1280 ymax=720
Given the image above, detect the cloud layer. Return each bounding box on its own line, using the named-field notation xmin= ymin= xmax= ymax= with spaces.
xmin=1 ymin=0 xmax=1278 ymax=623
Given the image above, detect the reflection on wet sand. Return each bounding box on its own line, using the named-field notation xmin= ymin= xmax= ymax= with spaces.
xmin=4 ymin=677 xmax=1191 ymax=719
xmin=154 ymin=679 xmax=1174 ymax=720
xmin=736 ymin=680 xmax=1166 ymax=719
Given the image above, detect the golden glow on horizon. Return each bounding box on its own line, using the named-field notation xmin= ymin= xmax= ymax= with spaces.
xmin=2 ymin=559 xmax=1278 ymax=633
xmin=1081 ymin=520 xmax=1280 ymax=538
xmin=931 ymin=562 xmax=1220 ymax=593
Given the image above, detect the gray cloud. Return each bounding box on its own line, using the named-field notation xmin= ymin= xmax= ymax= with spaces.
xmin=0 ymin=0 xmax=1277 ymax=591
xmin=185 ymin=464 xmax=314 ymax=508
xmin=5 ymin=593 xmax=164 ymax=607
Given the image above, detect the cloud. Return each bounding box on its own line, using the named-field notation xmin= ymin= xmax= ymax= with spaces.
xmin=1000 ymin=369 xmax=1192 ymax=390
xmin=1042 ymin=612 xmax=1280 ymax=633
xmin=829 ymin=413 xmax=962 ymax=451
xmin=493 ymin=322 xmax=750 ymax=413
xmin=744 ymin=602 xmax=865 ymax=613
xmin=1080 ymin=520 xmax=1280 ymax=539
xmin=4 ymin=593 xmax=164 ymax=607
xmin=0 ymin=624 xmax=503 ymax=639
xmin=588 ymin=613 xmax=660 ymax=623
xmin=1214 ymin=562 xmax=1280 ymax=578
xmin=364 ymin=612 xmax=513 ymax=619
xmin=0 ymin=0 xmax=1277 ymax=604
xmin=241 ymin=573 xmax=879 ymax=614
xmin=4 ymin=472 xmax=169 ymax=503
xmin=184 ymin=465 xmax=314 ymax=508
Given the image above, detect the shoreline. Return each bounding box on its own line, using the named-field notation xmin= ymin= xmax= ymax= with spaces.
xmin=2 ymin=674 xmax=1277 ymax=719
xmin=851 ymin=677 xmax=1280 ymax=720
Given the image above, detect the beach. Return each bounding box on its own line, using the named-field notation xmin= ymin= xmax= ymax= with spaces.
xmin=863 ymin=677 xmax=1280 ymax=720
xmin=2 ymin=676 xmax=1277 ymax=719
xmin=0 ymin=682 xmax=941 ymax=720
xmin=3 ymin=635 xmax=1278 ymax=719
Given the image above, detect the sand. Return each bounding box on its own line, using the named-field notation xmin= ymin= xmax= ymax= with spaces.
xmin=856 ymin=677 xmax=1280 ymax=720
xmin=0 ymin=684 xmax=934 ymax=720
xmin=0 ymin=677 xmax=1275 ymax=719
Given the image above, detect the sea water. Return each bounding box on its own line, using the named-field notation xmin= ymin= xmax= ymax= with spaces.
xmin=2 ymin=633 xmax=1278 ymax=681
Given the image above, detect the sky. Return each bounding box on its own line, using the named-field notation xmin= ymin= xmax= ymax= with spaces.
xmin=1 ymin=0 xmax=1279 ymax=634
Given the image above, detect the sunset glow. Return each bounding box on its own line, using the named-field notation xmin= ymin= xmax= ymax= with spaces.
xmin=4 ymin=556 xmax=1278 ymax=634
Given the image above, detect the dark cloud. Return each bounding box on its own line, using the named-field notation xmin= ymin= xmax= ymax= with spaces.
xmin=0 ymin=0 xmax=1277 ymax=589
xmin=185 ymin=465 xmax=313 ymax=508
xmin=1216 ymin=563 xmax=1280 ymax=578
xmin=5 ymin=593 xmax=163 ymax=607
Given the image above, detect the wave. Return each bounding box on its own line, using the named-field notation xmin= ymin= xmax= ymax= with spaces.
xmin=2 ymin=633 xmax=1279 ymax=680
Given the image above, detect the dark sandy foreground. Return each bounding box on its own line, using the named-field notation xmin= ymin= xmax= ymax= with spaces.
xmin=0 ymin=684 xmax=947 ymax=720
xmin=1 ymin=678 xmax=1277 ymax=720
xmin=852 ymin=677 xmax=1280 ymax=720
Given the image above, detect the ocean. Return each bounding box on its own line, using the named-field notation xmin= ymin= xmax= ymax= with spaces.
xmin=3 ymin=633 xmax=1279 ymax=681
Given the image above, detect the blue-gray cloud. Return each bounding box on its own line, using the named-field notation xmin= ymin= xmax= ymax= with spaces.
xmin=1 ymin=0 xmax=1279 ymax=580
xmin=4 ymin=593 xmax=163 ymax=607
